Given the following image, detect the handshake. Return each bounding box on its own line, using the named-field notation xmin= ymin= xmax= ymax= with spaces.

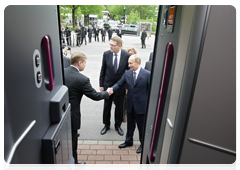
xmin=107 ymin=88 xmax=114 ymax=96
xmin=100 ymin=87 xmax=114 ymax=96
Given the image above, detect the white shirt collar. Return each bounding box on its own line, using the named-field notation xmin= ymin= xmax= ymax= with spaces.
xmin=133 ymin=66 xmax=141 ymax=79
xmin=113 ymin=49 xmax=121 ymax=57
xmin=134 ymin=66 xmax=141 ymax=74
xmin=70 ymin=65 xmax=80 ymax=73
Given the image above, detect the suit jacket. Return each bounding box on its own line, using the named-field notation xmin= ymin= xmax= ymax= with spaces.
xmin=88 ymin=28 xmax=93 ymax=37
xmin=141 ymin=31 xmax=147 ymax=40
xmin=65 ymin=66 xmax=109 ymax=130
xmin=75 ymin=28 xmax=82 ymax=37
xmin=95 ymin=28 xmax=99 ymax=35
xmin=112 ymin=68 xmax=151 ymax=114
xmin=144 ymin=61 xmax=152 ymax=71
xmin=81 ymin=27 xmax=87 ymax=37
xmin=108 ymin=29 xmax=113 ymax=37
xmin=65 ymin=27 xmax=71 ymax=37
xmin=149 ymin=52 xmax=153 ymax=61
xmin=99 ymin=49 xmax=131 ymax=95
xmin=101 ymin=28 xmax=106 ymax=36
xmin=117 ymin=29 xmax=122 ymax=37
xmin=63 ymin=56 xmax=70 ymax=68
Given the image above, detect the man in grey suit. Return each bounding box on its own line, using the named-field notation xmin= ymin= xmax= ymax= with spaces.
xmin=64 ymin=52 xmax=110 ymax=164
xmin=109 ymin=54 xmax=151 ymax=154
xmin=144 ymin=52 xmax=153 ymax=71
xmin=99 ymin=36 xmax=131 ymax=136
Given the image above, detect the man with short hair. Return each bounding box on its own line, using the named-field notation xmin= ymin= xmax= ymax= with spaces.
xmin=101 ymin=26 xmax=106 ymax=42
xmin=141 ymin=28 xmax=147 ymax=48
xmin=64 ymin=52 xmax=110 ymax=164
xmin=117 ymin=26 xmax=122 ymax=38
xmin=65 ymin=25 xmax=72 ymax=46
xmin=109 ymin=54 xmax=151 ymax=154
xmin=108 ymin=26 xmax=113 ymax=41
xmin=81 ymin=24 xmax=87 ymax=45
xmin=99 ymin=36 xmax=131 ymax=136
xmin=75 ymin=26 xmax=81 ymax=47
xmin=88 ymin=25 xmax=93 ymax=43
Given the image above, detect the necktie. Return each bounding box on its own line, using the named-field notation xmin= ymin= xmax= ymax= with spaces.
xmin=133 ymin=71 xmax=136 ymax=85
xmin=114 ymin=54 xmax=118 ymax=73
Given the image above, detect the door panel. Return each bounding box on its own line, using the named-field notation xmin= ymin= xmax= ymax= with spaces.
xmin=4 ymin=5 xmax=66 ymax=163
xmin=179 ymin=5 xmax=236 ymax=164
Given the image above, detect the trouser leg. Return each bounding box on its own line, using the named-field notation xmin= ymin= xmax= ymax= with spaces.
xmin=103 ymin=95 xmax=113 ymax=127
xmin=113 ymin=94 xmax=124 ymax=128
xmin=71 ymin=130 xmax=78 ymax=164
xmin=135 ymin=113 xmax=145 ymax=145
xmin=125 ymin=109 xmax=136 ymax=145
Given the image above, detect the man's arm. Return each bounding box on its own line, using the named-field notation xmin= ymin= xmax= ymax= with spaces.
xmin=99 ymin=53 xmax=107 ymax=91
xmin=112 ymin=71 xmax=127 ymax=93
xmin=82 ymin=78 xmax=109 ymax=100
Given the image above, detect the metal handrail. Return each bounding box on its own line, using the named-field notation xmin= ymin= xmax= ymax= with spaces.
xmin=6 ymin=120 xmax=36 ymax=164
xmin=188 ymin=138 xmax=236 ymax=156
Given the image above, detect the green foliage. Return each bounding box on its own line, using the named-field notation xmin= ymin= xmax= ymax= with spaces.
xmin=107 ymin=5 xmax=125 ymax=21
xmin=59 ymin=5 xmax=106 ymax=27
xmin=108 ymin=5 xmax=158 ymax=24
xmin=127 ymin=10 xmax=140 ymax=24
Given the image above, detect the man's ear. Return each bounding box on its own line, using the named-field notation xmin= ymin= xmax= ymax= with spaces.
xmin=78 ymin=60 xmax=82 ymax=66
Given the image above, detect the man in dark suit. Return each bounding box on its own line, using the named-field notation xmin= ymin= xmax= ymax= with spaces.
xmin=93 ymin=24 xmax=97 ymax=41
xmin=75 ymin=26 xmax=81 ymax=47
xmin=110 ymin=54 xmax=151 ymax=154
xmin=87 ymin=25 xmax=93 ymax=43
xmin=95 ymin=25 xmax=99 ymax=42
xmin=141 ymin=28 xmax=147 ymax=48
xmin=116 ymin=26 xmax=122 ymax=38
xmin=64 ymin=52 xmax=110 ymax=164
xmin=108 ymin=26 xmax=113 ymax=41
xmin=65 ymin=25 xmax=72 ymax=46
xmin=81 ymin=24 xmax=87 ymax=45
xmin=99 ymin=36 xmax=131 ymax=136
xmin=101 ymin=26 xmax=106 ymax=42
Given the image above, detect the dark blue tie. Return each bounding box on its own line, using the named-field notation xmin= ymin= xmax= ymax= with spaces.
xmin=133 ymin=71 xmax=136 ymax=85
xmin=114 ymin=53 xmax=118 ymax=73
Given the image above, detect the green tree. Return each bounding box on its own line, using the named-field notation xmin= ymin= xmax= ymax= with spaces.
xmin=107 ymin=5 xmax=126 ymax=21
xmin=127 ymin=10 xmax=140 ymax=24
xmin=107 ymin=5 xmax=158 ymax=24
xmin=79 ymin=5 xmax=105 ymax=25
xmin=59 ymin=5 xmax=81 ymax=28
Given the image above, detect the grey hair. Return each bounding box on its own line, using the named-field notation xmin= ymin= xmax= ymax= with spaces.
xmin=131 ymin=54 xmax=141 ymax=64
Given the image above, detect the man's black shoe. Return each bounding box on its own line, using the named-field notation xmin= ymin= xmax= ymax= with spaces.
xmin=75 ymin=162 xmax=86 ymax=170
xmin=115 ymin=127 xmax=124 ymax=136
xmin=100 ymin=126 xmax=110 ymax=135
xmin=136 ymin=146 xmax=142 ymax=154
xmin=118 ymin=143 xmax=133 ymax=148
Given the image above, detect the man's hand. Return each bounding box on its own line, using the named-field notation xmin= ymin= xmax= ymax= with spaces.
xmin=107 ymin=88 xmax=114 ymax=96
xmin=99 ymin=87 xmax=104 ymax=92
xmin=63 ymin=46 xmax=68 ymax=53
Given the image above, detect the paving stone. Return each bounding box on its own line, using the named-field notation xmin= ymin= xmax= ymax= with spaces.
xmin=97 ymin=149 xmax=112 ymax=155
xmin=105 ymin=155 xmax=121 ymax=161
xmin=88 ymin=155 xmax=104 ymax=161
xmin=121 ymin=155 xmax=137 ymax=161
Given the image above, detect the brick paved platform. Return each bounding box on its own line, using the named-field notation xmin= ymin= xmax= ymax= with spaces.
xmin=77 ymin=140 xmax=141 ymax=164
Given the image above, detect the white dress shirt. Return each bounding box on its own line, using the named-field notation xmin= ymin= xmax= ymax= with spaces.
xmin=133 ymin=66 xmax=141 ymax=80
